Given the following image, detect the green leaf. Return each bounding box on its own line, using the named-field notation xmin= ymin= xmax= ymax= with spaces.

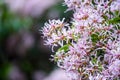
xmin=98 ymin=63 xmax=103 ymax=71
xmin=54 ymin=44 xmax=70 ymax=62
xmin=91 ymin=58 xmax=97 ymax=64
xmin=58 ymin=44 xmax=70 ymax=52
xmin=108 ymin=16 xmax=120 ymax=24
xmin=91 ymin=33 xmax=99 ymax=43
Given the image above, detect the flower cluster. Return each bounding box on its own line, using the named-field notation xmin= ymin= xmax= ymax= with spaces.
xmin=42 ymin=0 xmax=120 ymax=80
xmin=5 ymin=0 xmax=59 ymax=17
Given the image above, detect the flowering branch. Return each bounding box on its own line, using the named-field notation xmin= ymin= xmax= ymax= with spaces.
xmin=41 ymin=0 xmax=120 ymax=80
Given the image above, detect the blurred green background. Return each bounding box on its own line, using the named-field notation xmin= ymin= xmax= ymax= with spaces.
xmin=0 ymin=0 xmax=73 ymax=80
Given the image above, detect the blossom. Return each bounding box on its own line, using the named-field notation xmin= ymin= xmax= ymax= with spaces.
xmin=64 ymin=0 xmax=81 ymax=10
xmin=42 ymin=0 xmax=120 ymax=80
xmin=108 ymin=59 xmax=120 ymax=78
xmin=41 ymin=18 xmax=70 ymax=48
xmin=110 ymin=0 xmax=120 ymax=11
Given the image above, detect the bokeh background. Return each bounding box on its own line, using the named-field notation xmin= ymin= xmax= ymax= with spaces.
xmin=0 ymin=0 xmax=73 ymax=80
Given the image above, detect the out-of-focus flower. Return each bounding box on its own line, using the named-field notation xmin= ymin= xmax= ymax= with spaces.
xmin=47 ymin=9 xmax=60 ymax=19
xmin=8 ymin=64 xmax=26 ymax=80
xmin=33 ymin=71 xmax=46 ymax=80
xmin=6 ymin=30 xmax=35 ymax=56
xmin=44 ymin=69 xmax=69 ymax=80
xmin=17 ymin=30 xmax=34 ymax=55
xmin=5 ymin=0 xmax=61 ymax=17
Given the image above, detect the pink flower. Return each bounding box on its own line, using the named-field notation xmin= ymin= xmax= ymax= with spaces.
xmin=41 ymin=18 xmax=69 ymax=48
xmin=108 ymin=59 xmax=120 ymax=78
xmin=42 ymin=0 xmax=120 ymax=80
